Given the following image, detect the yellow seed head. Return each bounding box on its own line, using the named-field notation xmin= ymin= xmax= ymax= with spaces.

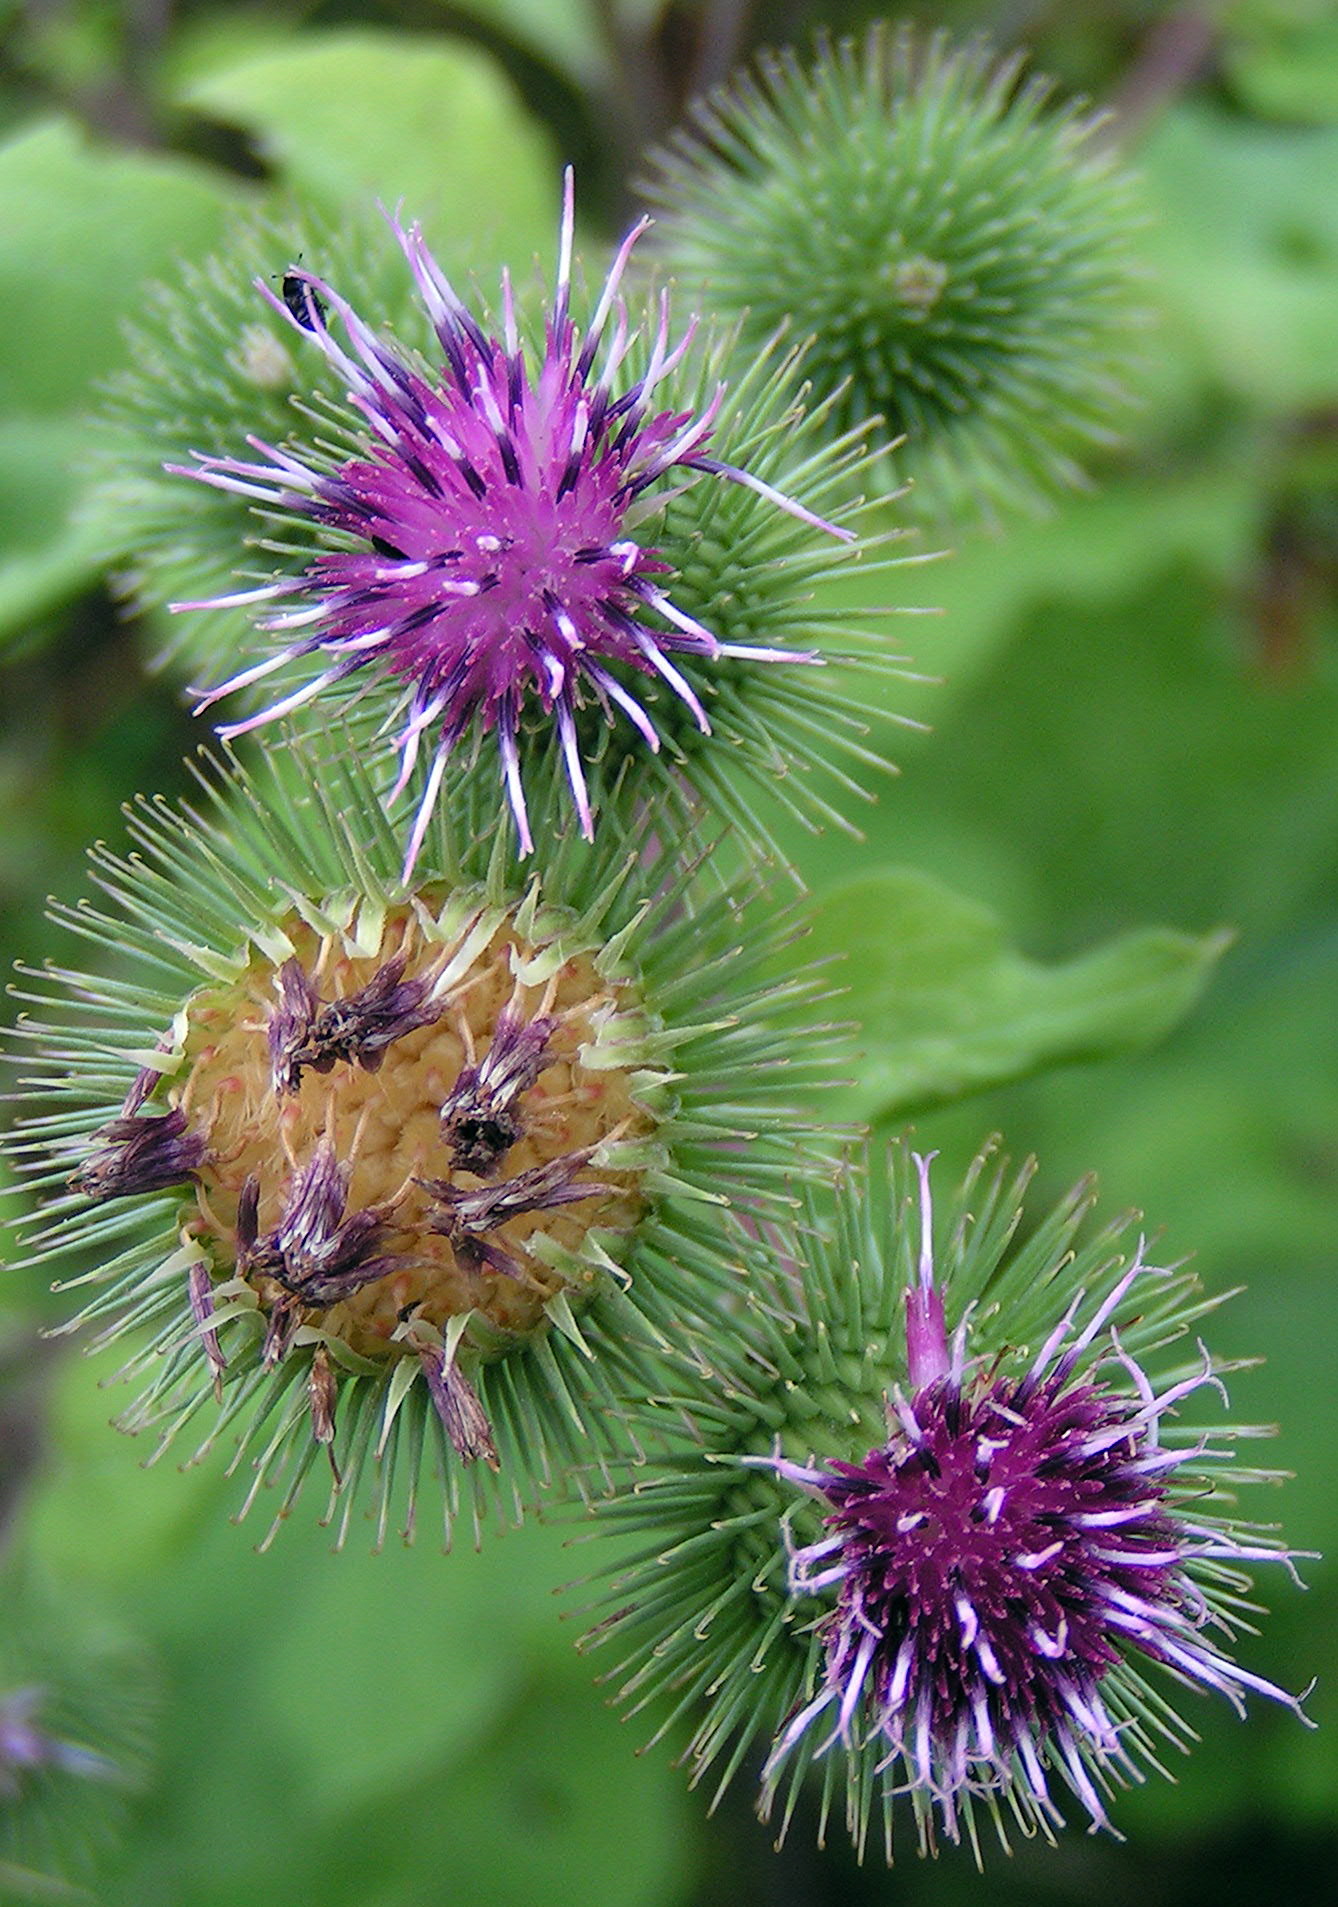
xmin=172 ymin=898 xmax=654 ymax=1359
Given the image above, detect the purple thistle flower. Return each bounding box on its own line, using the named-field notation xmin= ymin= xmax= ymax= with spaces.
xmin=268 ymin=951 xmax=443 ymax=1094
xmin=755 ymin=1154 xmax=1308 ymax=1844
xmin=168 ymin=170 xmax=849 ymax=872
xmin=0 ymin=1687 xmax=119 ymax=1794
xmin=70 ymin=1106 xmax=207 ymax=1201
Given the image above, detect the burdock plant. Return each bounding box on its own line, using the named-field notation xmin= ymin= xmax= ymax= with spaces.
xmin=1 ymin=14 xmax=1312 ymax=1882
xmin=147 ymin=172 xmax=909 ymax=869
xmin=587 ymin=1146 xmax=1307 ymax=1859
xmin=643 ymin=25 xmax=1144 ymax=517
xmin=7 ymin=740 xmax=836 ymax=1547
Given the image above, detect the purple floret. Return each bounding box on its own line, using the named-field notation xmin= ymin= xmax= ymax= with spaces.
xmin=71 ymin=1106 xmax=207 ymax=1201
xmin=439 ymin=1007 xmax=557 ymax=1176
xmin=236 ymin=1141 xmax=403 ymax=1313
xmin=269 ymin=953 xmax=443 ymax=1094
xmin=421 ymin=1145 xmax=614 ymax=1280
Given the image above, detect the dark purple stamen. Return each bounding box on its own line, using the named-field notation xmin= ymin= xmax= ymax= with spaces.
xmin=269 ymin=953 xmax=442 ymax=1094
xmin=71 ymin=1107 xmax=207 ymax=1201
xmin=308 ymin=1345 xmax=340 ymax=1475
xmin=418 ymin=1347 xmax=498 ymax=1469
xmin=421 ymin=1147 xmax=614 ymax=1279
xmin=439 ymin=1008 xmax=557 ymax=1177
xmin=236 ymin=1143 xmax=404 ymax=1321
xmin=188 ymin=1260 xmax=227 ymax=1399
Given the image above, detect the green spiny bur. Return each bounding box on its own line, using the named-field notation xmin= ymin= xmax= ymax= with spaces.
xmin=6 ymin=738 xmax=842 ymax=1550
xmin=644 ymin=24 xmax=1147 ymax=520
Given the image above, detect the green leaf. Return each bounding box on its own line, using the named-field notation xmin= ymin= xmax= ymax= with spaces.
xmin=296 ymin=1667 xmax=695 ymax=1907
xmin=178 ymin=30 xmax=556 ymax=270
xmin=0 ymin=116 xmax=241 ymax=417
xmin=426 ymin=0 xmax=609 ymax=86
xmin=0 ymin=418 xmax=111 ymax=638
xmin=250 ymin=1525 xmax=538 ymax=1817
xmin=1225 ymin=7 xmax=1338 ymax=124
xmin=1138 ymin=103 xmax=1338 ymax=406
xmin=828 ymin=466 xmax=1261 ymax=732
xmin=24 ymin=1343 xmax=235 ymax=1593
xmin=807 ymin=867 xmax=1227 ymax=1123
xmin=0 ymin=115 xmax=240 ymax=640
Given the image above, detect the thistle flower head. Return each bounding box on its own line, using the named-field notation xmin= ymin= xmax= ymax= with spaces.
xmin=643 ymin=25 xmax=1145 ymax=517
xmin=587 ymin=1144 xmax=1307 ymax=1862
xmin=0 ymin=1569 xmax=155 ymax=1892
xmin=7 ymin=740 xmax=836 ymax=1548
xmin=163 ymin=172 xmax=895 ymax=871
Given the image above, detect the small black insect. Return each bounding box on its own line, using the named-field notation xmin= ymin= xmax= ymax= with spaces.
xmin=279 ymin=259 xmax=327 ymax=331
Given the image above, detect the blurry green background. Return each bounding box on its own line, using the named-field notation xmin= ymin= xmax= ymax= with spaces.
xmin=0 ymin=2 xmax=1335 ymax=1903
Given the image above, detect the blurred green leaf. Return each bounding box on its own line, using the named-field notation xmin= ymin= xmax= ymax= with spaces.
xmin=0 ymin=116 xmax=241 ymax=417
xmin=807 ymin=867 xmax=1226 ymax=1123
xmin=0 ymin=419 xmax=109 ymax=637
xmin=0 ymin=115 xmax=240 ymax=642
xmin=1226 ymin=4 xmax=1338 ymax=124
xmin=160 ymin=4 xmax=317 ymax=99
xmin=836 ymin=467 xmax=1262 ymax=733
xmin=24 ymin=1346 xmax=234 ymax=1592
xmin=791 ymin=559 xmax=1338 ymax=953
xmin=1139 ymin=103 xmax=1338 ymax=406
xmin=252 ymin=1527 xmax=532 ymax=1816
xmin=297 ymin=1666 xmax=694 ymax=1907
xmin=178 ymin=31 xmax=557 ymax=270
xmin=430 ymin=0 xmax=609 ymax=85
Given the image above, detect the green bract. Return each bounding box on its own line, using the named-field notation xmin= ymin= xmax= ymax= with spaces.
xmin=89 ymin=205 xmax=433 ymax=673
xmin=644 ymin=25 xmax=1145 ymax=519
xmin=7 ymin=739 xmax=837 ymax=1549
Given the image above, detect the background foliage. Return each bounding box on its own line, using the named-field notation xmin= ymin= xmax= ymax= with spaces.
xmin=0 ymin=2 xmax=1334 ymax=1903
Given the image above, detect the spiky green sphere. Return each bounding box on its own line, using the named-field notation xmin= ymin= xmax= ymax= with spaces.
xmin=6 ymin=738 xmax=837 ymax=1548
xmin=644 ymin=25 xmax=1145 ymax=517
xmin=584 ymin=1145 xmax=1303 ymax=1863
